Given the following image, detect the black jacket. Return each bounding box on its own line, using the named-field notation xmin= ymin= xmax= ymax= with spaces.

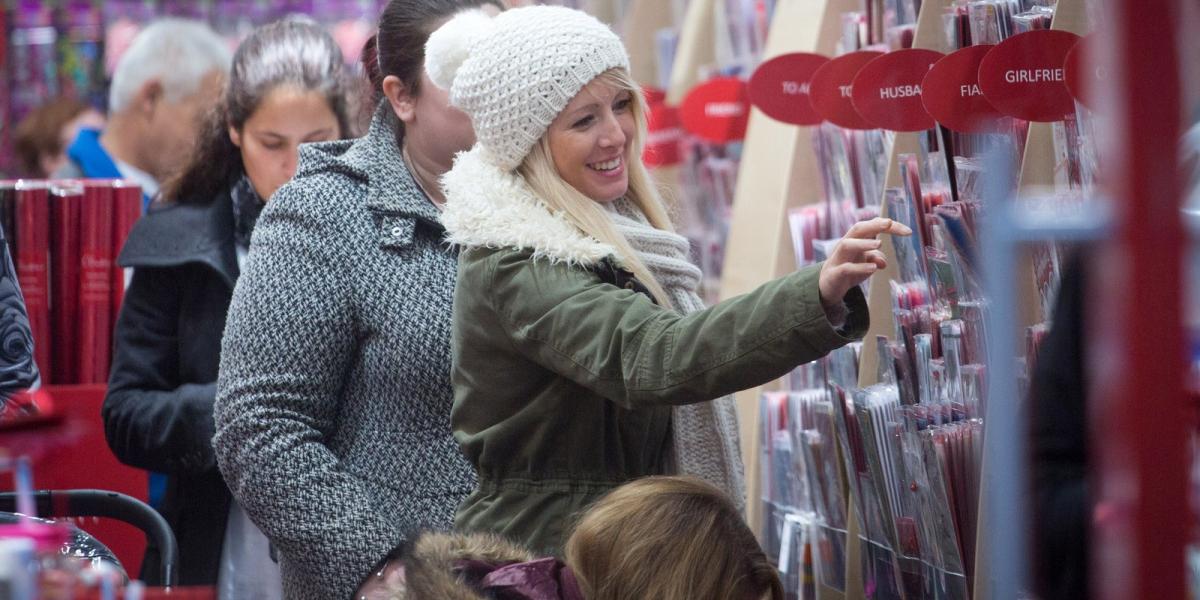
xmin=1031 ymin=253 xmax=1088 ymax=600
xmin=103 ymin=191 xmax=239 ymax=586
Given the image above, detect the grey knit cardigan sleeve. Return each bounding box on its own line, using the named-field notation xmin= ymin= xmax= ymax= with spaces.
xmin=213 ymin=111 xmax=475 ymax=600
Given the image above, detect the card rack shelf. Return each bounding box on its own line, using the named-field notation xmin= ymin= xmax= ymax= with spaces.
xmin=695 ymin=0 xmax=1089 ymax=598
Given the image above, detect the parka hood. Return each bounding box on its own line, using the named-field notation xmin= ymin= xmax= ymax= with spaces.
xmin=390 ymin=532 xmax=537 ymax=600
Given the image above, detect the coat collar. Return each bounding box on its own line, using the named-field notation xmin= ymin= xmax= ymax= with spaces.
xmin=332 ymin=103 xmax=442 ymax=227
xmin=440 ymin=147 xmax=616 ymax=267
xmin=117 ymin=190 xmax=238 ymax=288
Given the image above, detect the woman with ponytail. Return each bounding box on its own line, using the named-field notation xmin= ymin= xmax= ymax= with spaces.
xmin=103 ymin=17 xmax=350 ymax=593
xmin=211 ymin=2 xmax=502 ymax=599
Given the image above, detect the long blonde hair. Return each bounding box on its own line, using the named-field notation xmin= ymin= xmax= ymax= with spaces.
xmin=564 ymin=476 xmax=784 ymax=600
xmin=517 ymin=68 xmax=675 ymax=307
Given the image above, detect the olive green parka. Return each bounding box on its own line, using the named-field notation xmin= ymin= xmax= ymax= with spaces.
xmin=441 ymin=148 xmax=869 ymax=555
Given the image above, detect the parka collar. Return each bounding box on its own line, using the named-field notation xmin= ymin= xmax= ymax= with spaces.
xmin=440 ymin=147 xmax=616 ymax=267
xmin=398 ymin=532 xmax=539 ymax=599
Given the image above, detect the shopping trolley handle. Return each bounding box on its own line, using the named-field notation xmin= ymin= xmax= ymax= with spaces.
xmin=0 ymin=488 xmax=177 ymax=586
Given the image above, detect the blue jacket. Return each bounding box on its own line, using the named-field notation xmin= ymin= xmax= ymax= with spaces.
xmin=62 ymin=129 xmax=152 ymax=210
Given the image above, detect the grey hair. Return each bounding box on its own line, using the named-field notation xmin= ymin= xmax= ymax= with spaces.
xmin=108 ymin=18 xmax=232 ymax=113
xmin=226 ymin=15 xmax=351 ymax=134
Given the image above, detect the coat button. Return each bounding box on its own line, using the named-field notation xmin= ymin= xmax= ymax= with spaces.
xmin=624 ymin=281 xmax=635 ymax=290
xmin=390 ymin=226 xmax=403 ymax=236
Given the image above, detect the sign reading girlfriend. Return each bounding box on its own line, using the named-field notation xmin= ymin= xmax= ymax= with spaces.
xmin=978 ymin=29 xmax=1081 ymax=122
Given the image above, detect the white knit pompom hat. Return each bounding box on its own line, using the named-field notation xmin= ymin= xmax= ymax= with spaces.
xmin=425 ymin=5 xmax=630 ymax=171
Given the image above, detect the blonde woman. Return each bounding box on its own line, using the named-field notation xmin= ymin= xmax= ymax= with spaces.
xmin=427 ymin=6 xmax=909 ymax=556
xmin=387 ymin=476 xmax=782 ymax=600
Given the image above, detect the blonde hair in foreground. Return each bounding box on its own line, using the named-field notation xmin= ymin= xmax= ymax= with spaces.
xmin=518 ymin=68 xmax=675 ymax=307
xmin=565 ymin=476 xmax=785 ymax=600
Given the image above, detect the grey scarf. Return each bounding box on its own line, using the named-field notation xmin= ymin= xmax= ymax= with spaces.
xmin=607 ymin=199 xmax=746 ymax=512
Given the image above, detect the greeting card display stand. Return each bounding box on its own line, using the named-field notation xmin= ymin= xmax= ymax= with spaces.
xmin=697 ymin=0 xmax=1192 ymax=596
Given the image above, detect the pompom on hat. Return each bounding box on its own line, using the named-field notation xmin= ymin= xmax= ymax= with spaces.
xmin=425 ymin=5 xmax=630 ymax=171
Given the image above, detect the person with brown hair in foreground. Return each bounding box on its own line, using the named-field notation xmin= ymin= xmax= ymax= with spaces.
xmin=383 ymin=476 xmax=783 ymax=600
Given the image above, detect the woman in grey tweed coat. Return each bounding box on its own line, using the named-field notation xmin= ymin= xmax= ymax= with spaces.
xmin=211 ymin=2 xmax=502 ymax=598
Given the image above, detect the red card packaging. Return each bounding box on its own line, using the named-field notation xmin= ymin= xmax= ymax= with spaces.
xmin=49 ymin=182 xmax=82 ymax=384
xmin=14 ymin=182 xmax=50 ymax=380
xmin=110 ymin=181 xmax=141 ymax=330
xmin=77 ymin=181 xmax=114 ymax=384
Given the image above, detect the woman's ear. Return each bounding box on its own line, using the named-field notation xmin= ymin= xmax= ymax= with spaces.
xmin=228 ymin=124 xmax=243 ymax=148
xmin=383 ymin=75 xmax=417 ymax=125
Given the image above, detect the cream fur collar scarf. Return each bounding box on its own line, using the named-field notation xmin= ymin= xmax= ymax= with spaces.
xmin=440 ymin=147 xmax=615 ymax=266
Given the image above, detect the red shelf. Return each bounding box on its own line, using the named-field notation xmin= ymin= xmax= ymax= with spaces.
xmin=0 ymin=384 xmax=149 ymax=576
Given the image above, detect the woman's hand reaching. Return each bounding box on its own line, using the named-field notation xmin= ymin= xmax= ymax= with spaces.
xmin=818 ymin=217 xmax=912 ymax=308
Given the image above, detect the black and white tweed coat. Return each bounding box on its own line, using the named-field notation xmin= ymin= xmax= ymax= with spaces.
xmin=213 ymin=105 xmax=476 ymax=600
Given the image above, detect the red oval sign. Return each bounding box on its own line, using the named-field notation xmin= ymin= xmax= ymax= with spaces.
xmin=1064 ymin=34 xmax=1102 ymax=110
xmin=978 ymin=30 xmax=1081 ymax=122
xmin=850 ymin=48 xmax=943 ymax=132
xmin=679 ymin=77 xmax=750 ymax=144
xmin=921 ymin=45 xmax=1006 ymax=133
xmin=809 ymin=50 xmax=883 ymax=130
xmin=748 ymin=52 xmax=829 ymax=126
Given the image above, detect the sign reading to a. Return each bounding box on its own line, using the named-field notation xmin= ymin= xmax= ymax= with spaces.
xmin=747 ymin=52 xmax=829 ymax=126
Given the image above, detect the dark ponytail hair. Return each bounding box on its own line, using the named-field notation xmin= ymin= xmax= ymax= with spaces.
xmin=165 ymin=16 xmax=353 ymax=204
xmin=361 ymin=0 xmax=503 ymax=136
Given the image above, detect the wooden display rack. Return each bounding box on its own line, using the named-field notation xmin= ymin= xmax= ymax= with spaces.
xmin=855 ymin=0 xmax=1089 ymax=386
xmin=708 ymin=0 xmax=859 ymax=539
xmin=619 ymin=0 xmax=676 ymax=88
xmin=664 ymin=0 xmax=720 ymax=105
xmin=856 ymin=0 xmax=957 ymax=390
xmin=707 ymin=0 xmax=1090 ymax=597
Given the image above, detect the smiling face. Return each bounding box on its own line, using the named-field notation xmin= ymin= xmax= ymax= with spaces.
xmin=546 ymin=74 xmax=637 ymax=203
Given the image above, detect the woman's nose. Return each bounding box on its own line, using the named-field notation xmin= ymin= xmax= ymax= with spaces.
xmin=284 ymin=147 xmax=299 ymax=177
xmin=599 ymin=114 xmax=626 ymax=148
